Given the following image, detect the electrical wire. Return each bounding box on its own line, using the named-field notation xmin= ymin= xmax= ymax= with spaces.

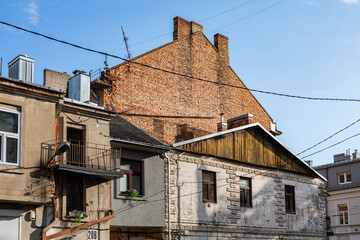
xmin=206 ymin=0 xmax=288 ymax=33
xmin=297 ymin=117 xmax=360 ymax=156
xmin=198 ymin=0 xmax=257 ymax=23
xmin=1 ymin=20 xmax=360 ymax=102
xmin=110 ymin=0 xmax=258 ymax=52
xmin=302 ymin=132 xmax=360 ymax=159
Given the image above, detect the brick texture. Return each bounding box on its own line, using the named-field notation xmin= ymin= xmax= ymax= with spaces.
xmin=103 ymin=17 xmax=275 ymax=144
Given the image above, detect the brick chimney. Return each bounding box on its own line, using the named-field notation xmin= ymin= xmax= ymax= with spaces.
xmin=214 ymin=33 xmax=229 ymax=65
xmin=217 ymin=113 xmax=227 ymax=132
xmin=227 ymin=114 xmax=253 ymax=130
xmin=173 ymin=17 xmax=203 ymax=40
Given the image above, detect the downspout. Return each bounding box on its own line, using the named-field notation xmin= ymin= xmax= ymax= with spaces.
xmin=164 ymin=153 xmax=171 ymax=240
xmin=176 ymin=160 xmax=182 ymax=240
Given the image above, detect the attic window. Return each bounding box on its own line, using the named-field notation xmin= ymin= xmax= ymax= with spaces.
xmin=338 ymin=172 xmax=351 ymax=184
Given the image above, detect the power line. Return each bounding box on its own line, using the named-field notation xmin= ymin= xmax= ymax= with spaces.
xmin=297 ymin=118 xmax=360 ymax=156
xmin=207 ymin=0 xmax=288 ymax=33
xmin=1 ymin=20 xmax=360 ymax=103
xmin=110 ymin=0 xmax=258 ymax=52
xmin=302 ymin=133 xmax=360 ymax=159
xmin=199 ymin=0 xmax=257 ymax=23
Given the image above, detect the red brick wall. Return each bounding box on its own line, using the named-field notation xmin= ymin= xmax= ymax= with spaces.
xmin=104 ymin=17 xmax=275 ymax=145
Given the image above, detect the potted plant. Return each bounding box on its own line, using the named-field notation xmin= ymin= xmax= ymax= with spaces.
xmin=72 ymin=210 xmax=87 ymax=223
xmin=129 ymin=189 xmax=139 ymax=200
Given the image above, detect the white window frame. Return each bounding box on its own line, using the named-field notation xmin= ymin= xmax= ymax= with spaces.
xmin=336 ymin=202 xmax=350 ymax=225
xmin=338 ymin=172 xmax=351 ymax=184
xmin=0 ymin=108 xmax=21 ymax=166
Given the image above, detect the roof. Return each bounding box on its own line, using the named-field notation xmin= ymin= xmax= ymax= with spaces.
xmin=314 ymin=158 xmax=360 ymax=170
xmin=173 ymin=123 xmax=326 ymax=181
xmin=0 ymin=75 xmax=63 ymax=93
xmin=110 ymin=116 xmax=169 ymax=150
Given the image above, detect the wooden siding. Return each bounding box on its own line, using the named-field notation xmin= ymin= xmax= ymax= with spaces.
xmin=177 ymin=126 xmax=313 ymax=176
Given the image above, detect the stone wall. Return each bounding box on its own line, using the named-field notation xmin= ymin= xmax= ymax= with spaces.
xmin=164 ymin=151 xmax=326 ymax=240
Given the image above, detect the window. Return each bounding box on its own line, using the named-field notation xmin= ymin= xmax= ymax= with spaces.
xmin=338 ymin=172 xmax=351 ymax=184
xmin=0 ymin=109 xmax=20 ymax=165
xmin=120 ymin=159 xmax=143 ymax=195
xmin=66 ymin=176 xmax=84 ymax=214
xmin=240 ymin=177 xmax=252 ymax=207
xmin=285 ymin=185 xmax=295 ymax=214
xmin=338 ymin=203 xmax=349 ymax=225
xmin=202 ymin=171 xmax=216 ymax=202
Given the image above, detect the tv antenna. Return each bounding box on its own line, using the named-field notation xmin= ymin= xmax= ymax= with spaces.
xmin=121 ymin=26 xmax=131 ymax=60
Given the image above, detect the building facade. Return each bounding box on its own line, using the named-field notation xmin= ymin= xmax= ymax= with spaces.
xmin=0 ymin=58 xmax=122 ymax=240
xmin=168 ymin=123 xmax=327 ymax=239
xmin=109 ymin=116 xmax=169 ymax=240
xmin=315 ymin=150 xmax=360 ymax=240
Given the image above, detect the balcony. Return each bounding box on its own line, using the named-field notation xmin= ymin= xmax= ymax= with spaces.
xmin=41 ymin=141 xmax=123 ymax=180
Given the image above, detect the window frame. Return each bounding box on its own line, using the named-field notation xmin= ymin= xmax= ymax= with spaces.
xmin=0 ymin=108 xmax=21 ymax=166
xmin=119 ymin=159 xmax=144 ymax=196
xmin=202 ymin=170 xmax=216 ymax=203
xmin=338 ymin=172 xmax=351 ymax=184
xmin=240 ymin=177 xmax=252 ymax=207
xmin=285 ymin=185 xmax=296 ymax=214
xmin=337 ymin=202 xmax=349 ymax=225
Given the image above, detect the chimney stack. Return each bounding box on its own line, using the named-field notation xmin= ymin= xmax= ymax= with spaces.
xmin=227 ymin=114 xmax=253 ymax=130
xmin=214 ymin=34 xmax=229 ymax=64
xmin=173 ymin=17 xmax=203 ymax=41
xmin=217 ymin=113 xmax=227 ymax=132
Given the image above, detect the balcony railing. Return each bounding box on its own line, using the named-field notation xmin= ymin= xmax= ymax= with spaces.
xmin=41 ymin=141 xmax=120 ymax=171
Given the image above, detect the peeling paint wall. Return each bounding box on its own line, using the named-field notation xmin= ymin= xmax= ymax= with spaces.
xmin=165 ymin=151 xmax=326 ymax=240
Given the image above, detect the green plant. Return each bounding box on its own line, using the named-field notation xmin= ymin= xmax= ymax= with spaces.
xmin=72 ymin=210 xmax=87 ymax=223
xmin=129 ymin=189 xmax=139 ymax=200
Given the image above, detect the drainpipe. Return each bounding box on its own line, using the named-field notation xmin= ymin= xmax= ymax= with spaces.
xmin=164 ymin=153 xmax=171 ymax=240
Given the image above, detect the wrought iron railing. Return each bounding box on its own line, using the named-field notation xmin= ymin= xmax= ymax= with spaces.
xmin=41 ymin=141 xmax=120 ymax=171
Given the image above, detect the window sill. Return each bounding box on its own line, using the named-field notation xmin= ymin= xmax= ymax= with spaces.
xmin=286 ymin=210 xmax=296 ymax=215
xmin=115 ymin=195 xmax=146 ymax=201
xmin=203 ymin=200 xmax=216 ymax=203
xmin=240 ymin=204 xmax=252 ymax=208
xmin=338 ymin=182 xmax=352 ymax=185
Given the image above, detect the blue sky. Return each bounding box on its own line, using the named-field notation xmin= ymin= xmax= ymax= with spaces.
xmin=1 ymin=0 xmax=360 ymax=166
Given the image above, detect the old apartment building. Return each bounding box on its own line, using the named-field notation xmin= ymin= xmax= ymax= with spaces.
xmin=94 ymin=17 xmax=327 ymax=239
xmin=315 ymin=150 xmax=360 ymax=240
xmin=168 ymin=123 xmax=326 ymax=239
xmin=0 ymin=55 xmax=122 ymax=239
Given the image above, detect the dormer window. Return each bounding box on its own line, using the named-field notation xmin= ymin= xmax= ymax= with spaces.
xmin=338 ymin=172 xmax=351 ymax=184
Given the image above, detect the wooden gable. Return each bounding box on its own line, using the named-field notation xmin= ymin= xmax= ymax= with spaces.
xmin=176 ymin=125 xmax=315 ymax=177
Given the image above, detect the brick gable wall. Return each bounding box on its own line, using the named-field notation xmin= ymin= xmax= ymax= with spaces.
xmin=103 ymin=17 xmax=275 ymax=145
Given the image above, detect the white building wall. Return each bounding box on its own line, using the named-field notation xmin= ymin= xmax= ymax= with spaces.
xmin=166 ymin=151 xmax=326 ymax=240
xmin=328 ymin=187 xmax=360 ymax=240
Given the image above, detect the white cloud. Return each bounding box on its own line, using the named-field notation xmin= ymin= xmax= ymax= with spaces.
xmin=307 ymin=1 xmax=317 ymax=5
xmin=341 ymin=0 xmax=359 ymax=4
xmin=23 ymin=1 xmax=39 ymax=25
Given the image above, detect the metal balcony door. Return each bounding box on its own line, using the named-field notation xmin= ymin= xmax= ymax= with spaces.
xmin=67 ymin=128 xmax=85 ymax=167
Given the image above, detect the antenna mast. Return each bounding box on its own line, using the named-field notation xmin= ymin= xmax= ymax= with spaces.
xmin=121 ymin=26 xmax=131 ymax=60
